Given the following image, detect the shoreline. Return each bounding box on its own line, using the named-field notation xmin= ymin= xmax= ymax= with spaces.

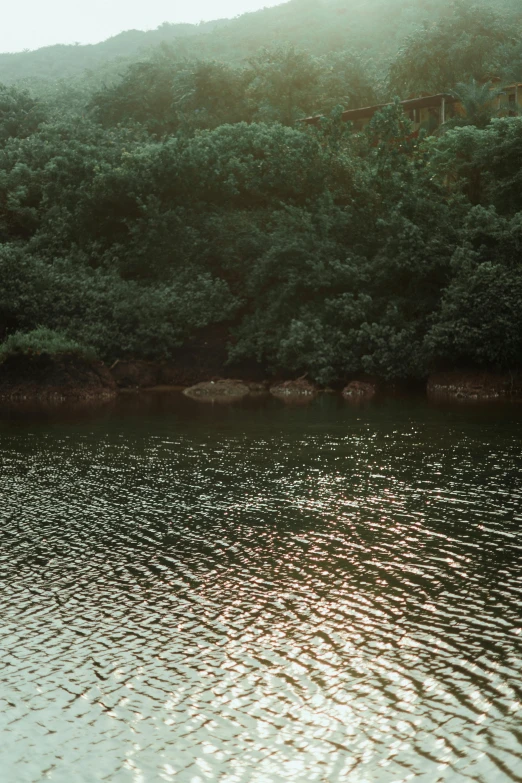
xmin=1 ymin=365 xmax=522 ymax=406
xmin=0 ymin=352 xmax=521 ymax=405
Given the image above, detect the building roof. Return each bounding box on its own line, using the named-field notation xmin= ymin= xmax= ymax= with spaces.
xmin=301 ymin=93 xmax=458 ymax=126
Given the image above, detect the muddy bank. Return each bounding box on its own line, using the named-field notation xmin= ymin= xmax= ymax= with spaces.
xmin=109 ymin=358 xmax=267 ymax=390
xmin=3 ymin=347 xmax=521 ymax=406
xmin=427 ymin=371 xmax=522 ymax=401
xmin=107 ymin=325 xmax=267 ymax=389
xmin=108 ymin=365 xmax=522 ymax=404
xmin=0 ymin=353 xmax=118 ymax=400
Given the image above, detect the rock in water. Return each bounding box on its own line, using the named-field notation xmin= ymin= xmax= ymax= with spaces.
xmin=270 ymin=379 xmax=317 ymax=401
xmin=183 ymin=379 xmax=250 ymax=401
xmin=342 ymin=381 xmax=377 ymax=399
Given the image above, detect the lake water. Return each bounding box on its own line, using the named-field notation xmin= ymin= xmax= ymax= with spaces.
xmin=1 ymin=392 xmax=522 ymax=783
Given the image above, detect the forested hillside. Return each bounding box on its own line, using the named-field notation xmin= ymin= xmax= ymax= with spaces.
xmin=0 ymin=1 xmax=448 ymax=84
xmin=2 ymin=0 xmax=521 ymax=89
xmin=1 ymin=0 xmax=522 ymax=383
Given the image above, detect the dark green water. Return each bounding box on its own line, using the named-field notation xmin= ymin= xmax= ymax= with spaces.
xmin=1 ymin=392 xmax=522 ymax=783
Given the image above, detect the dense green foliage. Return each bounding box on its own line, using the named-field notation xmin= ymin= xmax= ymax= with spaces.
xmin=1 ymin=0 xmax=522 ymax=381
xmin=0 ymin=327 xmax=96 ymax=360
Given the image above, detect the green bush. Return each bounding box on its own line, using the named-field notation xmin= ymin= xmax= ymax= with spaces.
xmin=0 ymin=328 xmax=97 ymax=361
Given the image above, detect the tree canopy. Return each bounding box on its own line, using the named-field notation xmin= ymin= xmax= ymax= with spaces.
xmin=1 ymin=0 xmax=522 ymax=381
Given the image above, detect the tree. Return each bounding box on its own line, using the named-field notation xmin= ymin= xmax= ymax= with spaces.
xmin=0 ymin=83 xmax=47 ymax=145
xmin=388 ymin=2 xmax=511 ymax=95
xmin=425 ymin=207 xmax=522 ymax=370
xmin=429 ymin=116 xmax=522 ymax=210
xmin=318 ymin=51 xmax=382 ymax=114
xmin=447 ymin=79 xmax=502 ymax=129
xmin=247 ymin=46 xmax=323 ymax=125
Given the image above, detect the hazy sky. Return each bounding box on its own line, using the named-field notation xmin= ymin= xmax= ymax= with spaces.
xmin=1 ymin=1 xmax=287 ymax=54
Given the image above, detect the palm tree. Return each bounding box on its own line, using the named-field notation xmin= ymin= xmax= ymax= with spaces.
xmin=446 ymin=79 xmax=503 ymax=129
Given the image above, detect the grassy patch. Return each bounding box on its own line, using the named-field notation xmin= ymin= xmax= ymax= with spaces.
xmin=0 ymin=328 xmax=97 ymax=361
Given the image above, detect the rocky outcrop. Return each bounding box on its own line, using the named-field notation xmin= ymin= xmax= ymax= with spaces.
xmin=0 ymin=353 xmax=118 ymax=400
xmin=427 ymin=371 xmax=522 ymax=401
xmin=183 ymin=379 xmax=251 ymax=401
xmin=342 ymin=380 xmax=377 ymax=399
xmin=270 ymin=379 xmax=318 ymax=400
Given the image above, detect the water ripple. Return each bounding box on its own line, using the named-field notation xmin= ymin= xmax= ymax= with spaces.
xmin=0 ymin=397 xmax=521 ymax=782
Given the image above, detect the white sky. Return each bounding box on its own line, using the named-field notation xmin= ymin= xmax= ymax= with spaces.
xmin=1 ymin=0 xmax=287 ymax=54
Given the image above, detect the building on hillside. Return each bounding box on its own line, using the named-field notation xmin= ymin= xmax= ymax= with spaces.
xmin=498 ymin=83 xmax=522 ymax=116
xmin=301 ymin=84 xmax=522 ymax=134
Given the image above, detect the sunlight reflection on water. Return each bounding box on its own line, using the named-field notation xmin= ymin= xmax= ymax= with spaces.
xmin=0 ymin=394 xmax=521 ymax=782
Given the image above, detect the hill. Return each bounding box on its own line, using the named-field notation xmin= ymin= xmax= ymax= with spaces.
xmin=2 ymin=0 xmax=522 ymax=384
xmin=2 ymin=0 xmax=514 ymax=88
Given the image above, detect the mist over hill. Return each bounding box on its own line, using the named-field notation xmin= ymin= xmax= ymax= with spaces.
xmin=2 ymin=0 xmax=519 ymax=89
